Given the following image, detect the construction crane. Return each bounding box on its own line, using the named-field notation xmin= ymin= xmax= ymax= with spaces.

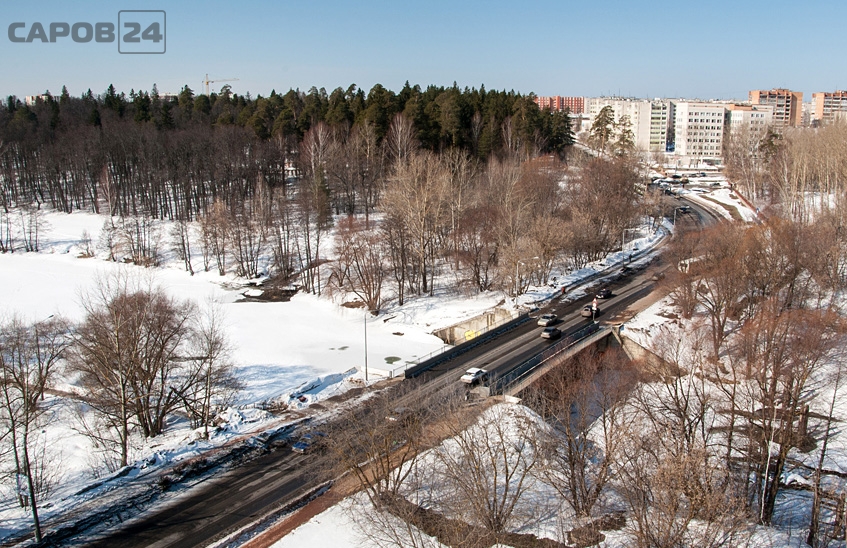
xmin=202 ymin=74 xmax=239 ymax=96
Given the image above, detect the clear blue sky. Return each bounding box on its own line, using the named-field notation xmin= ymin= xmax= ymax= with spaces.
xmin=1 ymin=0 xmax=844 ymax=101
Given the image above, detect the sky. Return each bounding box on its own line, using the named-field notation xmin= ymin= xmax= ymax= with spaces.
xmin=1 ymin=0 xmax=844 ymax=102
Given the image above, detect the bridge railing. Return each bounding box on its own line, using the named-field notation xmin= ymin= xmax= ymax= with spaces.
xmin=491 ymin=322 xmax=602 ymax=395
xmin=404 ymin=312 xmax=530 ymax=378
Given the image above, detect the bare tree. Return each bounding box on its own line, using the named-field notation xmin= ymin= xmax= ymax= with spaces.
xmin=69 ymin=272 xmax=197 ymax=467
xmin=330 ymin=216 xmax=388 ymax=312
xmin=735 ymin=300 xmax=840 ymax=525
xmin=18 ymin=203 xmax=47 ymax=252
xmin=807 ymin=342 xmax=847 ymax=546
xmin=0 ymin=316 xmax=68 ymax=543
xmin=228 ymin=201 xmax=267 ymax=279
xmin=200 ymin=199 xmax=229 ymax=276
xmin=0 ymin=203 xmax=13 ymax=252
xmin=385 ymin=112 xmax=419 ymax=164
xmin=526 ymin=348 xmax=635 ymax=520
xmin=117 ymin=215 xmax=161 ymax=266
xmin=432 ymin=404 xmax=540 ymax=540
xmin=613 ymin=328 xmax=750 ymax=547
xmin=170 ymin=218 xmax=194 ymax=275
xmin=179 ymin=301 xmax=240 ymax=439
xmin=383 ymin=151 xmax=449 ymax=296
xmin=297 ymin=122 xmax=333 ymax=294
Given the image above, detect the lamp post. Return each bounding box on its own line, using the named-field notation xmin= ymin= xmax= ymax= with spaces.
xmin=622 ymin=228 xmax=639 ymax=252
xmin=363 ymin=308 xmax=369 ymax=383
xmin=514 ymin=257 xmax=539 ymax=302
xmin=515 ymin=260 xmax=526 ymax=300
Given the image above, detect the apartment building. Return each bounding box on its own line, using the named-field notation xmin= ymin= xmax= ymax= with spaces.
xmin=812 ymin=91 xmax=847 ymax=125
xmin=24 ymin=94 xmax=53 ymax=106
xmin=584 ymin=97 xmax=673 ymax=152
xmin=726 ymin=103 xmax=774 ymax=136
xmin=672 ymin=102 xmax=727 ymax=165
xmin=534 ymin=96 xmax=584 ymax=114
xmin=749 ymin=88 xmax=803 ymax=127
xmin=649 ymin=101 xmax=674 ymax=152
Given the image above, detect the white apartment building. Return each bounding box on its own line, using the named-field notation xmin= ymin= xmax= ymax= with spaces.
xmin=649 ymin=101 xmax=674 ymax=153
xmin=672 ymin=102 xmax=727 ymax=166
xmin=726 ymin=104 xmax=774 ymax=136
xmin=584 ymin=97 xmax=672 ymax=153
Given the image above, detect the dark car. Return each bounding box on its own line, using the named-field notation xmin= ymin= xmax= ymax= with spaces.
xmin=596 ymin=287 xmax=612 ymax=299
xmin=291 ymin=431 xmax=326 ymax=453
xmin=540 ymin=327 xmax=561 ymax=339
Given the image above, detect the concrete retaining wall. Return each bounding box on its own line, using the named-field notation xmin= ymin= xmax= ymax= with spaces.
xmin=432 ymin=308 xmax=516 ymax=344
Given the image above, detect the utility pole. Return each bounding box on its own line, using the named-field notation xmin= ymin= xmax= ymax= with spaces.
xmin=363 ymin=309 xmax=369 ymax=383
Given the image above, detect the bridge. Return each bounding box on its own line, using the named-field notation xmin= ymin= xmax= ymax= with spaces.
xmin=487 ymin=323 xmax=613 ymax=397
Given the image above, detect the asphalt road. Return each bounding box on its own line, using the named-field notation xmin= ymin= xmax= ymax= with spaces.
xmin=83 ymin=443 xmax=330 ymax=548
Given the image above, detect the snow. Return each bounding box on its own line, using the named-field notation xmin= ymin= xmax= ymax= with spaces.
xmin=676 ymin=177 xmax=760 ymax=223
xmin=0 ymin=210 xmax=451 ymax=539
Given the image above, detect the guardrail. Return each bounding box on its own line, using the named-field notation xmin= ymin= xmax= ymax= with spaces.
xmin=404 ymin=312 xmax=531 ymax=379
xmin=491 ymin=322 xmax=603 ymax=395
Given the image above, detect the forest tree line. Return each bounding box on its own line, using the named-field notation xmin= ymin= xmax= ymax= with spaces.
xmin=0 ymin=82 xmax=573 ymax=219
xmin=0 ymin=83 xmax=653 ymax=310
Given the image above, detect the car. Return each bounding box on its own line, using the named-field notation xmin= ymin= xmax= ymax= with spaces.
xmin=540 ymin=326 xmax=561 ymax=339
xmin=460 ymin=367 xmax=488 ymax=385
xmin=650 ymin=272 xmax=666 ymax=282
xmin=581 ymin=304 xmax=597 ymax=318
xmin=596 ymin=287 xmax=612 ymax=299
xmin=537 ymin=313 xmax=557 ymax=326
xmin=291 ymin=431 xmax=326 ymax=453
xmin=620 ymin=266 xmax=635 ymax=276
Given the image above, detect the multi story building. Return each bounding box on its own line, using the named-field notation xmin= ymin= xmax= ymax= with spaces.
xmin=726 ymin=103 xmax=774 ymax=136
xmin=24 ymin=94 xmax=53 ymax=106
xmin=534 ymin=96 xmax=584 ymax=113
xmin=649 ymin=101 xmax=674 ymax=152
xmin=584 ymin=97 xmax=673 ymax=152
xmin=672 ymin=102 xmax=727 ymax=166
xmin=749 ymin=88 xmax=803 ymax=127
xmin=812 ymin=91 xmax=847 ymax=125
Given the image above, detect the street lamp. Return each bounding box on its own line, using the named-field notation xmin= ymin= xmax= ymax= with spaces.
xmin=514 ymin=256 xmax=540 ymax=301
xmin=515 ymin=260 xmax=526 ymax=300
xmin=363 ymin=308 xmax=369 ymax=383
xmin=622 ymin=228 xmax=639 ymax=252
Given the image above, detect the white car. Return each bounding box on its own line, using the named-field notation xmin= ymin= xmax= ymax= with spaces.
xmin=460 ymin=368 xmax=488 ymax=385
xmin=537 ymin=313 xmax=557 ymax=326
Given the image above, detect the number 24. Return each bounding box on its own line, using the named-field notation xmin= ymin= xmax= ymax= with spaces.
xmin=123 ymin=22 xmax=163 ymax=43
